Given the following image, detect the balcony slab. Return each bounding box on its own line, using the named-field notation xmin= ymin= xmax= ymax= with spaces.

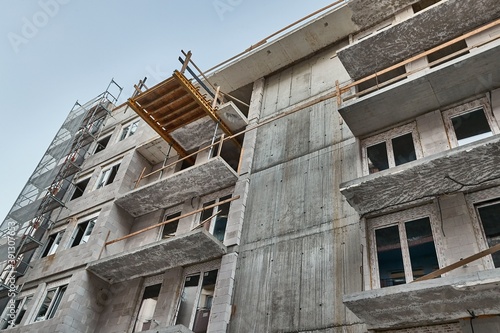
xmin=339 ymin=42 xmax=500 ymax=137
xmin=340 ymin=135 xmax=500 ymax=215
xmin=116 ymin=157 xmax=238 ymax=217
xmin=87 ymin=229 xmax=226 ymax=283
xmin=343 ymin=268 xmax=500 ymax=330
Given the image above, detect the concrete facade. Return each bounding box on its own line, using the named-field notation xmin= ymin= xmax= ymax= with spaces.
xmin=1 ymin=1 xmax=500 ymax=333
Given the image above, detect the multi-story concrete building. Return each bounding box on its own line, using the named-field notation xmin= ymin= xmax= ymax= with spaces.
xmin=1 ymin=0 xmax=500 ymax=332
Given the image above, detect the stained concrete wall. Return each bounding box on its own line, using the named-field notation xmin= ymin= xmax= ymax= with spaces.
xmin=228 ymin=43 xmax=366 ymax=332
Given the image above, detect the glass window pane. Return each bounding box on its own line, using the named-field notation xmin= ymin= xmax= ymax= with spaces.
xmin=35 ymin=289 xmax=56 ymax=321
xmin=193 ymin=270 xmax=218 ymax=333
xmin=477 ymin=203 xmax=500 ymax=268
xmin=14 ymin=296 xmax=32 ymax=325
xmin=176 ymin=275 xmax=200 ymax=327
xmin=392 ymin=133 xmax=416 ymax=166
xmin=405 ymin=217 xmax=439 ymax=280
xmin=375 ymin=226 xmax=405 ymax=287
xmin=47 ymin=286 xmax=66 ymax=320
xmin=367 ymin=142 xmax=389 ymax=174
xmin=452 ymin=108 xmax=492 ymax=146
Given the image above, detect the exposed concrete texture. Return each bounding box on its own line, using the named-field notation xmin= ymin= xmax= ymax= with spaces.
xmin=139 ymin=325 xmax=193 ymax=333
xmin=87 ymin=229 xmax=226 ymax=283
xmin=416 ymin=110 xmax=450 ymax=156
xmin=339 ymin=42 xmax=500 ymax=137
xmin=340 ymin=134 xmax=500 ymax=215
xmin=115 ymin=157 xmax=238 ymax=217
xmin=343 ymin=268 xmax=500 ymax=330
xmin=208 ymin=0 xmax=419 ymax=93
xmin=338 ymin=0 xmax=500 ymax=79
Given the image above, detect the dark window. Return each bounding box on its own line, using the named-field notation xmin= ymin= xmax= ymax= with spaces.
xmin=451 ymin=108 xmax=492 ymax=146
xmin=96 ymin=164 xmax=120 ymax=189
xmin=367 ymin=142 xmax=389 ymax=173
xmin=199 ymin=195 xmax=231 ymax=242
xmin=71 ymin=218 xmax=96 ymax=247
xmin=412 ymin=0 xmax=441 ymax=13
xmin=94 ymin=135 xmax=111 ymax=154
xmin=405 ymin=218 xmax=439 ymax=280
xmin=161 ymin=212 xmax=181 ymax=239
xmin=392 ymin=133 xmax=416 ymax=166
xmin=376 ymin=225 xmax=405 ymax=287
xmin=41 ymin=231 xmax=64 ymax=257
xmin=357 ymin=66 xmax=406 ymax=93
xmin=477 ymin=202 xmax=500 ymax=268
xmin=70 ymin=178 xmax=90 ymax=201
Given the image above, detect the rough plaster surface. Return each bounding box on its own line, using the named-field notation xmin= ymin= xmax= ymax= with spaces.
xmin=338 ymin=0 xmax=500 ymax=79
xmin=340 ymin=135 xmax=500 ymax=215
xmin=115 ymin=157 xmax=238 ymax=217
xmin=87 ymin=229 xmax=226 ymax=283
xmin=343 ymin=268 xmax=500 ymax=329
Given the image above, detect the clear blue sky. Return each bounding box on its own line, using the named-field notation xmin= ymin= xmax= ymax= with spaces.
xmin=0 ymin=0 xmax=335 ymax=222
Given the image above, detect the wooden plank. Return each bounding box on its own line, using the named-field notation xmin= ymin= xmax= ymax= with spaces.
xmin=106 ymin=196 xmax=239 ymax=245
xmin=414 ymin=243 xmax=500 ymax=282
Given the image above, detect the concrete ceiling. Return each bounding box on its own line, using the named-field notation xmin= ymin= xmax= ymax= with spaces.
xmin=87 ymin=229 xmax=226 ymax=283
xmin=115 ymin=157 xmax=238 ymax=217
xmin=337 ymin=0 xmax=500 ymax=80
xmin=206 ymin=0 xmax=421 ymax=93
xmin=339 ymin=42 xmax=500 ymax=137
xmin=343 ymin=268 xmax=500 ymax=329
xmin=340 ymin=135 xmax=500 ymax=215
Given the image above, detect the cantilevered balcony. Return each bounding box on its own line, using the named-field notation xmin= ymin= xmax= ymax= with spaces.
xmin=343 ymin=268 xmax=500 ymax=330
xmin=340 ymin=135 xmax=500 ymax=215
xmin=115 ymin=155 xmax=238 ymax=217
xmin=337 ymin=0 xmax=499 ymax=80
xmin=338 ymin=24 xmax=500 ymax=137
xmin=87 ymin=229 xmax=226 ymax=283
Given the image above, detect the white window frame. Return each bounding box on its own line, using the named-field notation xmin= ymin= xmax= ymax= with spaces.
xmin=368 ymin=205 xmax=444 ymax=289
xmin=196 ymin=195 xmax=232 ymax=242
xmin=95 ymin=161 xmax=121 ymax=190
xmin=174 ymin=266 xmax=219 ymax=330
xmin=361 ymin=122 xmax=423 ymax=175
xmin=33 ymin=284 xmax=67 ymax=323
xmin=40 ymin=230 xmax=65 ymax=258
xmin=69 ymin=214 xmax=98 ymax=248
xmin=0 ymin=293 xmax=34 ymax=329
xmin=131 ymin=275 xmax=164 ymax=332
xmin=159 ymin=210 xmax=182 ymax=240
xmin=442 ymin=97 xmax=499 ymax=148
xmin=119 ymin=120 xmax=139 ymax=141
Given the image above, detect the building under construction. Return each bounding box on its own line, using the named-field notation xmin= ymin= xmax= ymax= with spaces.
xmin=1 ymin=0 xmax=500 ymax=332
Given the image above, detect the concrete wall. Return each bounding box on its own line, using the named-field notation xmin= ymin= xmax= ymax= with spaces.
xmin=228 ymin=43 xmax=366 ymax=332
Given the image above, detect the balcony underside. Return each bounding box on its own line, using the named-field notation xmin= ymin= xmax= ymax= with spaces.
xmin=337 ymin=0 xmax=500 ymax=80
xmin=87 ymin=229 xmax=226 ymax=284
xmin=343 ymin=268 xmax=500 ymax=330
xmin=115 ymin=157 xmax=238 ymax=217
xmin=340 ymin=135 xmax=500 ymax=215
xmin=339 ymin=42 xmax=500 ymax=137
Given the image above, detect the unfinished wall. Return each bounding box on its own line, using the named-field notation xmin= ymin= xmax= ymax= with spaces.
xmin=229 ymin=45 xmax=366 ymax=332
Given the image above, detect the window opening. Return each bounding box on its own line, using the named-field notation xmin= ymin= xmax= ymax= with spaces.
xmin=119 ymin=120 xmax=139 ymax=141
xmin=375 ymin=217 xmax=438 ymax=287
xmin=41 ymin=231 xmax=64 ymax=258
xmin=70 ymin=217 xmax=96 ymax=247
xmin=94 ymin=135 xmax=111 ymax=154
xmin=199 ymin=195 xmax=231 ymax=242
xmin=357 ymin=65 xmax=406 ymax=93
xmin=161 ymin=212 xmax=181 ymax=239
xmin=412 ymin=0 xmax=441 ymax=13
xmin=175 ymin=270 xmax=218 ymax=332
xmin=0 ymin=295 xmax=33 ymax=329
xmin=34 ymin=285 xmax=67 ymax=322
xmin=477 ymin=202 xmax=500 ymax=268
xmin=451 ymin=108 xmax=492 ymax=146
xmin=392 ymin=133 xmax=417 ymax=166
xmin=70 ymin=178 xmax=90 ymax=201
xmin=96 ymin=164 xmax=120 ymax=189
xmin=133 ymin=284 xmax=162 ymax=332
xmin=427 ymin=40 xmax=468 ymax=68
xmin=367 ymin=142 xmax=389 ymax=173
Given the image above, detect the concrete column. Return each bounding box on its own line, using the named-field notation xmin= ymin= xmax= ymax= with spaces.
xmin=207 ymin=253 xmax=237 ymax=333
xmin=492 ymin=88 xmax=500 ymax=127
xmin=416 ymin=110 xmax=450 ymax=156
xmin=154 ymin=267 xmax=183 ymax=327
